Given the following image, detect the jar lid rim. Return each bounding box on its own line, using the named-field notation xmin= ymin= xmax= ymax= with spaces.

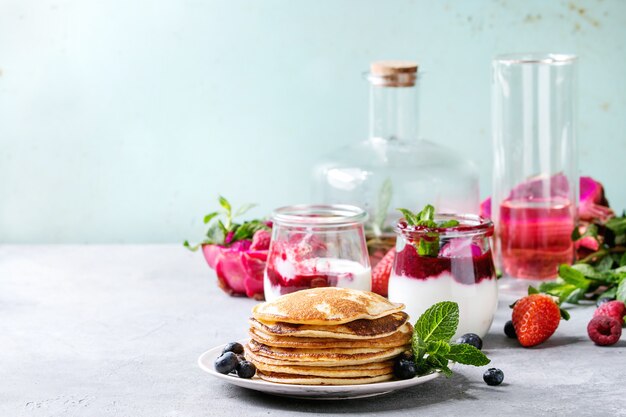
xmin=395 ymin=213 xmax=494 ymax=237
xmin=272 ymin=204 xmax=368 ymax=227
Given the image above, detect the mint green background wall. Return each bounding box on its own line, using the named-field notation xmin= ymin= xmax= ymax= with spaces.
xmin=1 ymin=0 xmax=625 ymax=243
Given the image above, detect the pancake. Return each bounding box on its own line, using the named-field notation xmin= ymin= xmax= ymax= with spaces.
xmin=248 ymin=311 xmax=410 ymax=340
xmin=249 ymin=322 xmax=413 ymax=349
xmin=250 ymin=358 xmax=394 ymax=377
xmin=246 ymin=339 xmax=407 ymax=366
xmin=252 ymin=287 xmax=404 ymax=325
xmin=257 ymin=370 xmax=394 ymax=385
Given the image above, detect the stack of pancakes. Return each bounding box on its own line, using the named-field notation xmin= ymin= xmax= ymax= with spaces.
xmin=246 ymin=287 xmax=413 ymax=385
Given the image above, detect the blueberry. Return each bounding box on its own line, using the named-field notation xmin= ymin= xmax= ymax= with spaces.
xmin=456 ymin=333 xmax=483 ymax=350
xmin=483 ymin=368 xmax=504 ymax=386
xmin=393 ymin=358 xmax=417 ymax=380
xmin=597 ymin=297 xmax=614 ymax=307
xmin=222 ymin=342 xmax=244 ymax=355
xmin=236 ymin=360 xmax=257 ymax=379
xmin=504 ymin=321 xmax=517 ymax=339
xmin=214 ymin=352 xmax=239 ymax=374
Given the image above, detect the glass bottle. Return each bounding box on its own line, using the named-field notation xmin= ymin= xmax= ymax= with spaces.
xmin=492 ymin=53 xmax=578 ymax=281
xmin=264 ymin=204 xmax=371 ymax=301
xmin=313 ymin=61 xmax=479 ymax=268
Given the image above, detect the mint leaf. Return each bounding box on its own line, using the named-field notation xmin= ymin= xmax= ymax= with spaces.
xmin=203 ymin=212 xmax=219 ymax=224
xmin=606 ymin=217 xmax=626 ymax=235
xmin=414 ymin=301 xmax=459 ymax=344
xmin=596 ymin=255 xmax=615 ymax=273
xmin=419 ymin=204 xmax=435 ymax=222
xmin=559 ymin=308 xmax=571 ymax=321
xmin=397 ymin=208 xmax=418 ymax=225
xmin=558 ymin=264 xmax=589 ymax=289
xmin=183 ymin=240 xmax=201 ymax=252
xmin=437 ymin=219 xmax=460 ymax=228
xmin=426 ymin=340 xmax=451 ymax=357
xmin=417 ymin=235 xmax=440 ymax=257
xmin=447 ymin=343 xmax=490 ymax=366
xmin=218 ymin=195 xmax=232 ymax=214
xmin=235 ymin=203 xmax=257 ymax=217
xmin=620 ymin=252 xmax=626 ymax=267
xmin=617 ymin=279 xmax=626 ymax=303
xmin=528 ymin=286 xmax=539 ymax=295
xmin=425 ymin=354 xmax=452 ymax=377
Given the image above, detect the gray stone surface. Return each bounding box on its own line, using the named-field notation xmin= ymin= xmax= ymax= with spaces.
xmin=1 ymin=245 xmax=624 ymax=417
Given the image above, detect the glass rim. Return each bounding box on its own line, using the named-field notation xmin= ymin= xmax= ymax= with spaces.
xmin=493 ymin=53 xmax=577 ymax=66
xmin=272 ymin=204 xmax=368 ymax=227
xmin=394 ymin=213 xmax=494 ymax=238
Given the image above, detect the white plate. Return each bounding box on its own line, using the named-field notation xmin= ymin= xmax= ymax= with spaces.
xmin=198 ymin=341 xmax=441 ymax=400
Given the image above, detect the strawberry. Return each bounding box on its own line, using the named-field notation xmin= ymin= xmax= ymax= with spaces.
xmin=593 ymin=300 xmax=625 ymax=324
xmin=511 ymin=294 xmax=563 ymax=347
xmin=371 ymin=247 xmax=395 ymax=297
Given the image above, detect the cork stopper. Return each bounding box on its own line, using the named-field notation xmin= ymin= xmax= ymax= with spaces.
xmin=368 ymin=61 xmax=419 ymax=87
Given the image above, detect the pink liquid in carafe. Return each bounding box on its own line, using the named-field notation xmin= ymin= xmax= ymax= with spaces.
xmin=499 ymin=198 xmax=575 ymax=279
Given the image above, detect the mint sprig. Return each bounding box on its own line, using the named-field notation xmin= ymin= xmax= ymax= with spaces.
xmin=411 ymin=301 xmax=490 ymax=377
xmin=183 ymin=195 xmax=268 ymax=251
xmin=397 ymin=204 xmax=460 ymax=257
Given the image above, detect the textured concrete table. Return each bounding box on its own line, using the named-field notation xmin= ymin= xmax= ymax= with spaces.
xmin=1 ymin=245 xmax=625 ymax=417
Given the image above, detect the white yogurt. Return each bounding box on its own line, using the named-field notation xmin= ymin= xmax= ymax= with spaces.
xmin=387 ymin=272 xmax=498 ymax=338
xmin=264 ymin=258 xmax=371 ymax=302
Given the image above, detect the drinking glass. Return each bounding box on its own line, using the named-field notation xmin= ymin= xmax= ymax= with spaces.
xmin=264 ymin=204 xmax=371 ymax=301
xmin=492 ymin=53 xmax=578 ymax=281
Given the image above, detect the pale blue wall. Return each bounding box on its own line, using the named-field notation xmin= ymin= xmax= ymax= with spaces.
xmin=1 ymin=0 xmax=625 ymax=243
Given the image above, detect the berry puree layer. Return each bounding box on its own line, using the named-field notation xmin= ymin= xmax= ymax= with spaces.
xmin=387 ymin=210 xmax=498 ymax=338
xmin=264 ymin=258 xmax=371 ymax=302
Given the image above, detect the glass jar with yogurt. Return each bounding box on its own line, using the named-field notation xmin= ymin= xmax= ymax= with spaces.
xmin=264 ymin=204 xmax=371 ymax=302
xmin=387 ymin=214 xmax=498 ymax=338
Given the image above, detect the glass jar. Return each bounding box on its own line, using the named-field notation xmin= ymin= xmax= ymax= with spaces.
xmin=492 ymin=53 xmax=578 ymax=281
xmin=387 ymin=214 xmax=498 ymax=338
xmin=312 ymin=61 xmax=479 ymax=269
xmin=264 ymin=204 xmax=371 ymax=302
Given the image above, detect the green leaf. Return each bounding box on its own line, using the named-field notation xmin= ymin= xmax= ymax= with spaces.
xmin=528 ymin=286 xmax=539 ymax=295
xmin=426 ymin=340 xmax=451 ymax=357
xmin=571 ymin=227 xmax=581 ymax=241
xmin=571 ymin=263 xmax=608 ymax=280
xmin=419 ymin=204 xmax=435 ymax=222
xmin=425 ymin=355 xmax=453 ymax=377
xmin=203 ymin=212 xmax=219 ymax=224
xmin=596 ymin=255 xmax=615 ymax=273
xmin=447 ymin=344 xmax=490 ymax=366
xmin=437 ymin=219 xmax=460 ymax=228
xmin=182 ymin=240 xmax=201 ymax=252
xmin=599 ymin=287 xmax=617 ymax=300
xmin=559 ymin=308 xmax=571 ymax=321
xmin=218 ymin=195 xmax=232 ymax=214
xmin=616 ymin=279 xmax=626 ymax=303
xmin=235 ymin=203 xmax=257 ymax=217
xmin=416 ymin=236 xmax=439 ymax=257
xmin=397 ymin=208 xmax=417 ymax=225
xmin=558 ymin=264 xmax=589 ymax=289
xmin=606 ymin=217 xmax=626 ymax=235
xmin=564 ymin=287 xmax=586 ymax=304
xmin=206 ymin=222 xmax=226 ymax=244
xmin=414 ymin=301 xmax=459 ymax=344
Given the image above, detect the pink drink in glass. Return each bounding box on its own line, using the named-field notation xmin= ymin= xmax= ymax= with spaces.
xmin=499 ymin=198 xmax=575 ymax=279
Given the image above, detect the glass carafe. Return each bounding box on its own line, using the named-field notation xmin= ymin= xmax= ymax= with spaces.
xmin=312 ymin=61 xmax=479 ymax=268
xmin=492 ymin=53 xmax=578 ymax=282
xmin=264 ymin=204 xmax=371 ymax=301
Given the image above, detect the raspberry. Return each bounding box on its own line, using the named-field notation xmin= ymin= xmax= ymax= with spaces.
xmin=587 ymin=315 xmax=622 ymax=346
xmin=250 ymin=229 xmax=271 ymax=251
xmin=593 ymin=300 xmax=625 ymax=324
